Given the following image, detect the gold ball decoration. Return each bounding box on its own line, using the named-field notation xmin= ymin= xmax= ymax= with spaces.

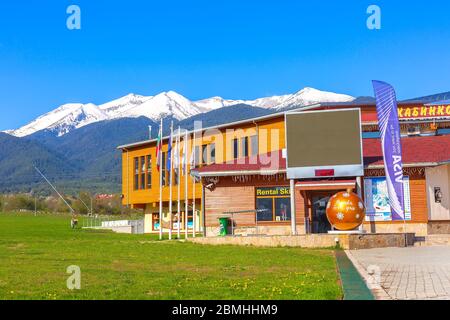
xmin=326 ymin=191 xmax=365 ymax=231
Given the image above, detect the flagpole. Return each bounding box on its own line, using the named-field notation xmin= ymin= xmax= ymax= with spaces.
xmin=184 ymin=129 xmax=189 ymax=239
xmin=158 ymin=119 xmax=163 ymax=240
xmin=177 ymin=126 xmax=181 ymax=239
xmin=169 ymin=121 xmax=174 ymax=240
xmin=192 ymin=129 xmax=196 ymax=238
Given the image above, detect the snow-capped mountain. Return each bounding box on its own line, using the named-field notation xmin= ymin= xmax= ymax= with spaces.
xmin=9 ymin=103 xmax=108 ymax=137
xmin=273 ymin=87 xmax=354 ymax=110
xmin=5 ymin=87 xmax=355 ymax=137
xmin=116 ymin=91 xmax=203 ymax=120
xmin=99 ymin=93 xmax=152 ymax=118
xmin=193 ymin=87 xmax=354 ymax=111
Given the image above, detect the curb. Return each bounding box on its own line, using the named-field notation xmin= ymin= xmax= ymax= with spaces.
xmin=335 ymin=250 xmax=375 ymax=300
xmin=344 ymin=250 xmax=392 ymax=300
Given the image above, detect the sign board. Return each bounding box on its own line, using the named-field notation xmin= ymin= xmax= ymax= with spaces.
xmin=285 ymin=109 xmax=364 ymax=179
xmin=363 ymin=176 xmax=412 ymax=221
xmin=256 ymin=186 xmax=290 ymax=197
xmin=398 ymin=105 xmax=450 ymax=120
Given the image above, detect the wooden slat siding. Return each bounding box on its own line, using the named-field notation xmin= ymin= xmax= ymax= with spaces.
xmin=410 ymin=177 xmax=428 ymax=223
xmin=205 ymin=186 xmax=255 ymax=227
xmin=295 ymin=189 xmax=306 ymax=224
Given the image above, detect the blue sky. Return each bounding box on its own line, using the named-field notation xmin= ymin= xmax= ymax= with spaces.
xmin=1 ymin=0 xmax=450 ymax=130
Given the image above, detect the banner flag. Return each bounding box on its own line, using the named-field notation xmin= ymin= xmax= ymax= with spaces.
xmin=173 ymin=129 xmax=180 ymax=173
xmin=155 ymin=124 xmax=162 ymax=171
xmin=167 ymin=126 xmax=173 ymax=174
xmin=372 ymin=80 xmax=405 ymax=221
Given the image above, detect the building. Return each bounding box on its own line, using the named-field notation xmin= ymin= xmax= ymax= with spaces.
xmin=118 ymin=99 xmax=450 ymax=237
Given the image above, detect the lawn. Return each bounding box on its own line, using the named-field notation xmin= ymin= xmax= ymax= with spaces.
xmin=0 ymin=212 xmax=342 ymax=300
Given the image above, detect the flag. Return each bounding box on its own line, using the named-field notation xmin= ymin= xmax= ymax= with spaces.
xmin=155 ymin=124 xmax=162 ymax=171
xmin=173 ymin=132 xmax=180 ymax=172
xmin=167 ymin=128 xmax=173 ymax=173
xmin=372 ymin=80 xmax=405 ymax=221
xmin=181 ymin=140 xmax=186 ymax=175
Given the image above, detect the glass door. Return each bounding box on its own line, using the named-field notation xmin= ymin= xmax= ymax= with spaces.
xmin=311 ymin=195 xmax=332 ymax=234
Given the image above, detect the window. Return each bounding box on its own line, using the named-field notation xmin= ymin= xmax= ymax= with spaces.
xmin=146 ymin=155 xmax=152 ymax=189
xmin=232 ymin=138 xmax=239 ymax=159
xmin=210 ymin=143 xmax=216 ymax=164
xmin=275 ymin=198 xmax=291 ymax=221
xmin=202 ymin=144 xmax=208 ymax=165
xmin=174 ymin=167 xmax=179 ymax=185
xmin=250 ymin=135 xmax=258 ymax=157
xmin=256 ymin=198 xmax=274 ymax=221
xmin=241 ymin=136 xmax=249 ymax=158
xmin=194 ymin=146 xmax=200 ymax=168
xmin=255 ymin=187 xmax=291 ymax=222
xmin=140 ymin=156 xmax=145 ymax=190
xmin=134 ymin=157 xmax=139 ymax=190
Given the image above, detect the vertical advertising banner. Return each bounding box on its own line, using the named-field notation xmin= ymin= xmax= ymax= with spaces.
xmin=372 ymin=81 xmax=405 ymax=221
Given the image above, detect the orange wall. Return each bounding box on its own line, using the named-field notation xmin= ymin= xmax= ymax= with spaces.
xmin=121 ymin=116 xmax=286 ymax=206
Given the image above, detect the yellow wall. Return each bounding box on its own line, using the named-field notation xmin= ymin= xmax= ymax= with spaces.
xmin=121 ymin=115 xmax=286 ymax=207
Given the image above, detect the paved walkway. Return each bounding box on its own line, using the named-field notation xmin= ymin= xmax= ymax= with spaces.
xmin=347 ymin=247 xmax=450 ymax=300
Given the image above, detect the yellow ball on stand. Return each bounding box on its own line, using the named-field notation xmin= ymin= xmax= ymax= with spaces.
xmin=326 ymin=191 xmax=365 ymax=231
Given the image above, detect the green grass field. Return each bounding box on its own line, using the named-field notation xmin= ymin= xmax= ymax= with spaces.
xmin=0 ymin=212 xmax=342 ymax=300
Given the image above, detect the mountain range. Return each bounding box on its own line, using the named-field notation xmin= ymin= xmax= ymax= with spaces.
xmin=4 ymin=87 xmax=354 ymax=138
xmin=1 ymin=87 xmax=356 ymax=194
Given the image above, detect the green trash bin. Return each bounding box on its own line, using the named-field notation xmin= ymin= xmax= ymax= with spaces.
xmin=218 ymin=217 xmax=229 ymax=236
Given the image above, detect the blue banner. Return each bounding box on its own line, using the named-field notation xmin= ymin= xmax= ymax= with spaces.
xmin=372 ymin=81 xmax=405 ymax=221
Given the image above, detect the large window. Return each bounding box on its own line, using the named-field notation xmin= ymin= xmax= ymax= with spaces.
xmin=146 ymin=155 xmax=152 ymax=189
xmin=255 ymin=187 xmax=291 ymax=222
xmin=140 ymin=156 xmax=145 ymax=190
xmin=194 ymin=146 xmax=200 ymax=168
xmin=202 ymin=144 xmax=208 ymax=165
xmin=241 ymin=136 xmax=249 ymax=158
xmin=174 ymin=168 xmax=179 ymax=185
xmin=232 ymin=138 xmax=239 ymax=159
xmin=210 ymin=143 xmax=216 ymax=164
xmin=134 ymin=157 xmax=139 ymax=190
xmin=256 ymin=198 xmax=273 ymax=221
xmin=250 ymin=135 xmax=258 ymax=157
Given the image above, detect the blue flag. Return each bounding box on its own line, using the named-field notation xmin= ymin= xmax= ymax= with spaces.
xmin=372 ymin=80 xmax=405 ymax=221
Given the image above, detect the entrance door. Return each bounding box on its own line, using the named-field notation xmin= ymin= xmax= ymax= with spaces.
xmin=311 ymin=195 xmax=332 ymax=234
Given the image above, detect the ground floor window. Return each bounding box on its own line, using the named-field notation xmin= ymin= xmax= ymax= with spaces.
xmin=255 ymin=186 xmax=291 ymax=222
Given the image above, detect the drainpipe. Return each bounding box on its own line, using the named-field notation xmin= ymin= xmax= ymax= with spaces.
xmin=290 ymin=179 xmax=297 ymax=235
xmin=356 ymin=176 xmax=364 ymax=232
xmin=202 ymin=184 xmax=206 ymax=237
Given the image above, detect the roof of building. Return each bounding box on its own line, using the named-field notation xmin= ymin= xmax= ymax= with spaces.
xmin=363 ymin=134 xmax=450 ymax=168
xmin=426 ymin=100 xmax=450 ymax=106
xmin=117 ymin=100 xmax=435 ymax=150
xmin=193 ymin=135 xmax=450 ymax=177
